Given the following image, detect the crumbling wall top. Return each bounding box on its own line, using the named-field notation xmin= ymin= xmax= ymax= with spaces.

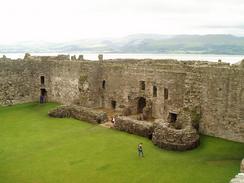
xmin=0 ymin=55 xmax=11 ymax=61
xmin=240 ymin=59 xmax=244 ymax=69
xmin=23 ymin=53 xmax=71 ymax=61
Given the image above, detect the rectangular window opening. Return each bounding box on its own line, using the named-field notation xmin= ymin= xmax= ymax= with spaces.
xmin=164 ymin=88 xmax=168 ymax=100
xmin=169 ymin=112 xmax=177 ymax=123
xmin=111 ymin=100 xmax=116 ymax=110
xmin=153 ymin=86 xmax=157 ymax=97
xmin=41 ymin=76 xmax=45 ymax=85
xmin=140 ymin=81 xmax=145 ymax=90
xmin=102 ymin=80 xmax=106 ymax=89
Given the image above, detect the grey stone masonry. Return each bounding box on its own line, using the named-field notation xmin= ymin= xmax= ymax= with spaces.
xmin=230 ymin=173 xmax=244 ymax=183
xmin=114 ymin=116 xmax=154 ymax=138
xmin=152 ymin=122 xmax=200 ymax=151
xmin=48 ymin=105 xmax=108 ymax=124
xmin=0 ymin=55 xmax=243 ymax=143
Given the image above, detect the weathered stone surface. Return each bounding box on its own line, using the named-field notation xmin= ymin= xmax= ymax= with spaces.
xmin=78 ymin=55 xmax=84 ymax=61
xmin=152 ymin=122 xmax=200 ymax=151
xmin=0 ymin=61 xmax=38 ymax=105
xmin=230 ymin=173 xmax=244 ymax=183
xmin=55 ymin=55 xmax=70 ymax=61
xmin=240 ymin=60 xmax=244 ymax=68
xmin=24 ymin=53 xmax=31 ymax=59
xmin=241 ymin=159 xmax=244 ymax=173
xmin=142 ymin=99 xmax=152 ymax=120
xmin=121 ymin=107 xmax=131 ymax=116
xmin=114 ymin=116 xmax=154 ymax=138
xmin=71 ymin=55 xmax=77 ymax=61
xmin=0 ymin=55 xmax=12 ymax=62
xmin=48 ymin=105 xmax=108 ymax=124
xmin=48 ymin=105 xmax=73 ymax=118
xmin=98 ymin=54 xmax=103 ymax=61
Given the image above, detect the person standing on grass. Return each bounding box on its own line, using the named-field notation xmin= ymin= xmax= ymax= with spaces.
xmin=138 ymin=143 xmax=144 ymax=157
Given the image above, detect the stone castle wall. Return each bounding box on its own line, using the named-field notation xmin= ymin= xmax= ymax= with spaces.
xmin=198 ymin=65 xmax=244 ymax=142
xmin=0 ymin=61 xmax=33 ymax=105
xmin=181 ymin=62 xmax=244 ymax=142
xmin=0 ymin=60 xmax=51 ymax=105
xmin=47 ymin=60 xmax=102 ymax=107
xmin=0 ymin=56 xmax=243 ymax=143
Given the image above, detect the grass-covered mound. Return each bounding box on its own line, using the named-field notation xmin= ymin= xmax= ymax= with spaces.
xmin=0 ymin=103 xmax=243 ymax=183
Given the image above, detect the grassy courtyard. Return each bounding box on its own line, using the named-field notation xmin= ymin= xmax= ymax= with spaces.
xmin=0 ymin=103 xmax=243 ymax=183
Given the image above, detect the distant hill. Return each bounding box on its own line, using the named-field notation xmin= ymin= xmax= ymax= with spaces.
xmin=1 ymin=34 xmax=244 ymax=55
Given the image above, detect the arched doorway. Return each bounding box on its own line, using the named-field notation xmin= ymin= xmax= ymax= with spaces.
xmin=137 ymin=97 xmax=146 ymax=114
xmin=40 ymin=89 xmax=47 ymax=103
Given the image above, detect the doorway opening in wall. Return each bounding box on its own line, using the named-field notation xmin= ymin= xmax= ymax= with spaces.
xmin=40 ymin=76 xmax=45 ymax=85
xmin=111 ymin=100 xmax=116 ymax=110
xmin=40 ymin=89 xmax=47 ymax=103
xmin=137 ymin=97 xmax=146 ymax=113
xmin=169 ymin=112 xmax=177 ymax=123
xmin=41 ymin=89 xmax=47 ymax=96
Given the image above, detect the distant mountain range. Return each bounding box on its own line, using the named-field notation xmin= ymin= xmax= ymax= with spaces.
xmin=1 ymin=34 xmax=244 ymax=55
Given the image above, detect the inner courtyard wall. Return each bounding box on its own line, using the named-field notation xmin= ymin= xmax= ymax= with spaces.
xmin=0 ymin=60 xmax=52 ymax=105
xmin=198 ymin=65 xmax=244 ymax=142
xmin=0 ymin=57 xmax=243 ymax=143
xmin=98 ymin=60 xmax=186 ymax=122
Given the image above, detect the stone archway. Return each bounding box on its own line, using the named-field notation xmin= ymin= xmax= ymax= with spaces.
xmin=137 ymin=97 xmax=146 ymax=114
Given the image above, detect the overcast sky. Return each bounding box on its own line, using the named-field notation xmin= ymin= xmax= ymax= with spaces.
xmin=0 ymin=0 xmax=244 ymax=43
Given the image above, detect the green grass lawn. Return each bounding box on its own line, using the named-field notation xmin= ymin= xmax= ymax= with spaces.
xmin=0 ymin=103 xmax=243 ymax=183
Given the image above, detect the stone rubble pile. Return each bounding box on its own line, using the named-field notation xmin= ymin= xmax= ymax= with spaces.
xmin=114 ymin=116 xmax=154 ymax=138
xmin=114 ymin=116 xmax=200 ymax=151
xmin=48 ymin=105 xmax=108 ymax=124
xmin=152 ymin=122 xmax=200 ymax=151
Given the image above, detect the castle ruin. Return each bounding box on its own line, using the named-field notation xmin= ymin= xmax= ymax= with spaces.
xmin=0 ymin=54 xmax=243 ymax=148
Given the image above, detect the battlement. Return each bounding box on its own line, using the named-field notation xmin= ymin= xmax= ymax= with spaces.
xmin=1 ymin=53 xmax=242 ymax=70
